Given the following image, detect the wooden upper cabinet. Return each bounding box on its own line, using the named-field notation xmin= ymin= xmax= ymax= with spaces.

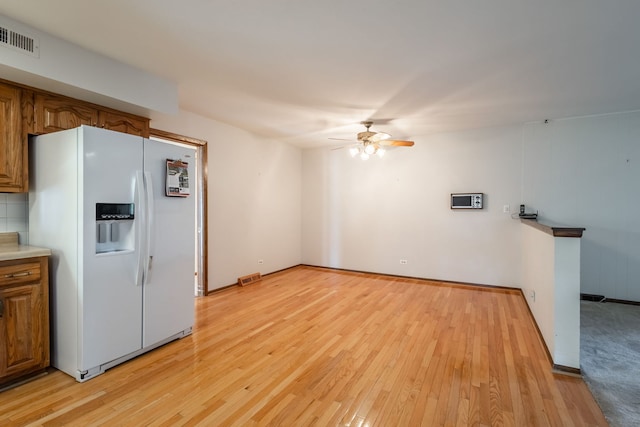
xmin=34 ymin=92 xmax=149 ymax=137
xmin=99 ymin=110 xmax=149 ymax=137
xmin=0 ymin=83 xmax=27 ymax=192
xmin=0 ymin=79 xmax=151 ymax=192
xmin=35 ymin=93 xmax=99 ymax=133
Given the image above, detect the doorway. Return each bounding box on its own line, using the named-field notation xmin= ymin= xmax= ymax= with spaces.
xmin=149 ymin=129 xmax=208 ymax=296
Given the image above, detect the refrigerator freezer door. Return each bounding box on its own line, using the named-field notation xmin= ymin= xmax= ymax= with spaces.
xmin=142 ymin=139 xmax=196 ymax=347
xmin=29 ymin=128 xmax=82 ymax=377
xmin=80 ymin=126 xmax=145 ymax=370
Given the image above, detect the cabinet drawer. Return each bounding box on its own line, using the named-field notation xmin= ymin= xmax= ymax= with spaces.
xmin=0 ymin=262 xmax=41 ymax=287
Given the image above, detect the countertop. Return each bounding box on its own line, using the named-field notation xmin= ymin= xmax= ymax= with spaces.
xmin=0 ymin=232 xmax=51 ymax=261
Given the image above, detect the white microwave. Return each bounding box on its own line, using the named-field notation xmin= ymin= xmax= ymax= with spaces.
xmin=451 ymin=193 xmax=483 ymax=209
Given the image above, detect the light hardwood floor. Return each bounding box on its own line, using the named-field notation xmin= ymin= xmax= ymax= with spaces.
xmin=0 ymin=266 xmax=607 ymax=426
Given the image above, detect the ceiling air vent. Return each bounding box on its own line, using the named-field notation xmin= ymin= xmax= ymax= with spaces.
xmin=0 ymin=24 xmax=39 ymax=57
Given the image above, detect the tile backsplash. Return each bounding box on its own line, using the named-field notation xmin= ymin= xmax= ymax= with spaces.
xmin=0 ymin=193 xmax=29 ymax=243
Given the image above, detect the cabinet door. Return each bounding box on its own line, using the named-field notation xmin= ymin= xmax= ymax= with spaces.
xmin=0 ymin=283 xmax=46 ymax=378
xmin=35 ymin=93 xmax=99 ymax=134
xmin=0 ymin=83 xmax=26 ymax=192
xmin=99 ymin=110 xmax=149 ymax=137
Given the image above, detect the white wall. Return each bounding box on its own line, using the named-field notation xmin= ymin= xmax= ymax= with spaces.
xmin=151 ymin=111 xmax=302 ymax=291
xmin=522 ymin=111 xmax=640 ymax=301
xmin=0 ymin=14 xmax=177 ymax=115
xmin=302 ymin=111 xmax=640 ymax=299
xmin=0 ymin=15 xmax=304 ymax=292
xmin=302 ymin=126 xmax=523 ymax=287
xmin=4 ymin=8 xmax=637 ymax=298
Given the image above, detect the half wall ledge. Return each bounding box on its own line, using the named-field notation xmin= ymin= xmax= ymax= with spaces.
xmin=520 ymin=217 xmax=585 ymax=373
xmin=520 ymin=218 xmax=585 ymax=238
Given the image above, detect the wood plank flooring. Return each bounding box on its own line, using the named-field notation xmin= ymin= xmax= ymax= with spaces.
xmin=0 ymin=266 xmax=607 ymax=426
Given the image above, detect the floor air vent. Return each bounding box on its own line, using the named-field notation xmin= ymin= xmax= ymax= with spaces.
xmin=0 ymin=24 xmax=39 ymax=57
xmin=238 ymin=272 xmax=261 ymax=287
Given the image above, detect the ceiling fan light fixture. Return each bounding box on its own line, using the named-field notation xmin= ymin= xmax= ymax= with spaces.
xmin=334 ymin=121 xmax=413 ymax=160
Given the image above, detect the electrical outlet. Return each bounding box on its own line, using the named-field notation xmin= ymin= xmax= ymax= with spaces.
xmin=503 ymin=204 xmax=510 ymax=213
xmin=400 ymin=259 xmax=408 ymax=265
xmin=529 ymin=290 xmax=536 ymax=301
xmin=258 ymin=259 xmax=264 ymax=265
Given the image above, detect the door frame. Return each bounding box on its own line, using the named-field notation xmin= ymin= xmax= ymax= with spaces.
xmin=149 ymin=128 xmax=208 ymax=296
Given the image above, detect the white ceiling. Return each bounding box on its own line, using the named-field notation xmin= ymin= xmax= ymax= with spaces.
xmin=2 ymin=0 xmax=640 ymax=148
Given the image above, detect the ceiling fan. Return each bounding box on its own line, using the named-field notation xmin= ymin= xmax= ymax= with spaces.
xmin=332 ymin=121 xmax=414 ymax=160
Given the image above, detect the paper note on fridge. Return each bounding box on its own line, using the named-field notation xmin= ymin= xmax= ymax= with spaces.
xmin=166 ymin=159 xmax=190 ymax=197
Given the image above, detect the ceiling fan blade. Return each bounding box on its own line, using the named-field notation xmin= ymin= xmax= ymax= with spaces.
xmin=370 ymin=132 xmax=391 ymax=142
xmin=379 ymin=139 xmax=415 ymax=147
xmin=329 ymin=137 xmax=356 ymax=142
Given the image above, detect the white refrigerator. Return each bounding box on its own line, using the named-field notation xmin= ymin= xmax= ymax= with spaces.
xmin=29 ymin=125 xmax=196 ymax=382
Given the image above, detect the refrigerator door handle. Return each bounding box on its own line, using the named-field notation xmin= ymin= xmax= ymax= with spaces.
xmin=135 ymin=171 xmax=146 ymax=287
xmin=144 ymin=171 xmax=155 ymax=284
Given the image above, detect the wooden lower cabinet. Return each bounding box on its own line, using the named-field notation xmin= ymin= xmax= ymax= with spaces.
xmin=0 ymin=257 xmax=49 ymax=386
